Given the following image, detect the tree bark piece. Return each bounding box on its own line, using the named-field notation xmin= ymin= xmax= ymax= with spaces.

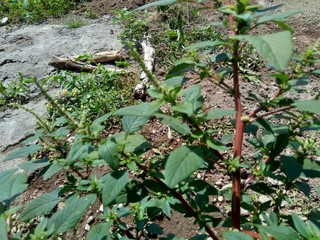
xmin=134 ymin=36 xmax=155 ymax=98
xmin=48 ymin=49 xmax=128 ymax=72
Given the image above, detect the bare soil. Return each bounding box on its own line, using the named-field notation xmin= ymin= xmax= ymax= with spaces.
xmin=9 ymin=0 xmax=320 ymax=239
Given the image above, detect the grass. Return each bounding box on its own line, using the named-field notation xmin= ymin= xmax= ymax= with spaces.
xmin=0 ymin=0 xmax=87 ymax=23
xmin=64 ymin=17 xmax=86 ymax=28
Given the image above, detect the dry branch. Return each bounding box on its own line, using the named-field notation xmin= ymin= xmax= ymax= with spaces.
xmin=48 ymin=49 xmax=128 ymax=72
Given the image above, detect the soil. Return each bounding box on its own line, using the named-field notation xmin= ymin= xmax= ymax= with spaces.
xmin=2 ymin=0 xmax=320 ymax=239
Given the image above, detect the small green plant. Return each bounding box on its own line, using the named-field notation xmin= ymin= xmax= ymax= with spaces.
xmin=64 ymin=17 xmax=86 ymax=28
xmin=0 ymin=73 xmax=33 ymax=106
xmin=1 ymin=0 xmax=320 ymax=239
xmin=0 ymin=0 xmax=87 ymax=23
xmin=113 ymin=8 xmax=149 ymax=45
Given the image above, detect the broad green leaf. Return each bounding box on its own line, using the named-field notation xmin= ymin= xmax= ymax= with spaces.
xmin=98 ymin=140 xmax=118 ymax=170
xmin=280 ymin=155 xmax=302 ymax=181
xmin=114 ymin=101 xmax=162 ymax=116
xmin=172 ymin=103 xmax=194 ymax=117
xmin=189 ymin=234 xmax=208 ymax=240
xmin=19 ymin=158 xmax=50 ymax=172
xmin=102 ymin=170 xmax=129 ymax=205
xmin=48 ymin=194 xmax=96 ymax=234
xmin=293 ymin=100 xmax=320 ymax=114
xmin=90 ymin=113 xmax=112 ymax=136
xmin=122 ymin=115 xmax=149 ymax=134
xmin=67 ymin=141 xmax=94 ymax=164
xmin=292 ymin=214 xmax=311 ymax=238
xmin=124 ymin=134 xmax=152 ymax=154
xmin=233 ymin=31 xmax=293 ymax=72
xmin=206 ymin=138 xmax=228 ymax=151
xmin=223 ymin=231 xmax=254 ymax=240
xmin=0 ymin=217 xmax=8 ymax=240
xmin=164 ymin=76 xmax=188 ymax=90
xmin=312 ymin=70 xmax=320 ymax=74
xmin=43 ymin=163 xmax=63 ymax=180
xmin=185 ymin=40 xmax=226 ymax=50
xmin=51 ymin=127 xmax=70 ymax=137
xmin=257 ymin=10 xmax=300 ymax=24
xmin=135 ymin=0 xmax=175 ymax=11
xmin=310 ymin=209 xmax=320 ymax=229
xmin=257 ymin=225 xmax=300 ymax=240
xmin=156 ymin=113 xmax=192 ymax=135
xmin=165 ymin=146 xmax=204 ymax=188
xmin=146 ymin=223 xmax=163 ymax=235
xmin=204 ymin=109 xmax=235 ymax=120
xmin=4 ymin=145 xmax=43 ymax=161
xmin=86 ymin=222 xmax=112 ymax=240
xmin=0 ymin=170 xmax=28 ymax=207
xmin=20 ymin=189 xmax=61 ymax=221
xmin=301 ymin=158 xmax=320 ymax=178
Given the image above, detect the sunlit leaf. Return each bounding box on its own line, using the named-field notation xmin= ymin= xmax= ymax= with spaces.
xmin=156 ymin=113 xmax=192 ymax=135
xmin=0 ymin=170 xmax=28 ymax=207
xmin=48 ymin=194 xmax=96 ymax=234
xmin=122 ymin=115 xmax=149 ymax=134
xmin=257 ymin=10 xmax=300 ymax=24
xmin=185 ymin=40 xmax=226 ymax=50
xmin=86 ymin=222 xmax=112 ymax=240
xmin=293 ymin=100 xmax=320 ymax=114
xmin=19 ymin=158 xmax=50 ymax=172
xmin=165 ymin=146 xmax=204 ymax=188
xmin=204 ymin=109 xmax=235 ymax=120
xmin=4 ymin=145 xmax=43 ymax=161
xmin=0 ymin=217 xmax=8 ymax=240
xmin=102 ymin=170 xmax=129 ymax=205
xmin=223 ymin=231 xmax=254 ymax=240
xmin=232 ymin=31 xmax=293 ymax=72
xmin=135 ymin=0 xmax=176 ymax=11
xmin=20 ymin=188 xmax=62 ymax=221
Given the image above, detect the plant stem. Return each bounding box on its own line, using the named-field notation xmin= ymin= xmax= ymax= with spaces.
xmin=227 ymin=0 xmax=244 ymax=230
xmin=136 ymin=162 xmax=219 ymax=240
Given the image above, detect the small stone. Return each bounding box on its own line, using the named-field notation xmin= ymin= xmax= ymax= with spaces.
xmin=85 ymin=224 xmax=90 ymax=231
xmin=99 ymin=204 xmax=103 ymax=212
xmin=241 ymin=207 xmax=250 ymax=216
xmin=258 ymin=195 xmax=272 ymax=203
xmin=218 ymin=196 xmax=224 ymax=202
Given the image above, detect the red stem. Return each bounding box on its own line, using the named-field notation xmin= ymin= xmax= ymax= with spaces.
xmin=226 ymin=0 xmax=244 ymax=230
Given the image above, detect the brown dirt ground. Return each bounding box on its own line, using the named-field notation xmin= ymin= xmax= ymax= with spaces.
xmin=13 ymin=0 xmax=320 ymax=239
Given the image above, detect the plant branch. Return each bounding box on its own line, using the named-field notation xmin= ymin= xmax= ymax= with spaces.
xmin=242 ymin=156 xmax=270 ymax=189
xmin=136 ymin=162 xmax=219 ymax=240
xmin=249 ymin=106 xmax=294 ymax=123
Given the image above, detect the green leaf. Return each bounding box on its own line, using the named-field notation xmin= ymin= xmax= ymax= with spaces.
xmin=86 ymin=222 xmax=112 ymax=240
xmin=48 ymin=194 xmax=96 ymax=234
xmin=301 ymin=158 xmax=320 ymax=178
xmin=164 ymin=76 xmax=188 ymax=90
xmin=102 ymin=170 xmax=129 ymax=205
xmin=257 ymin=225 xmax=300 ymax=240
xmin=135 ymin=0 xmax=176 ymax=11
xmin=122 ymin=115 xmax=149 ymax=134
xmin=233 ymin=31 xmax=293 ymax=72
xmin=19 ymin=158 xmax=50 ymax=172
xmin=280 ymin=155 xmax=302 ymax=181
xmin=185 ymin=40 xmax=226 ymax=50
xmin=0 ymin=170 xmax=28 ymax=207
xmin=0 ymin=217 xmax=8 ymax=240
xmin=189 ymin=234 xmax=208 ymax=240
xmin=223 ymin=231 xmax=254 ymax=240
xmin=204 ymin=109 xmax=235 ymax=120
xmin=90 ymin=113 xmax=112 ymax=136
xmin=67 ymin=141 xmax=94 ymax=164
xmin=293 ymin=100 xmax=320 ymax=114
xmin=4 ymin=145 xmax=43 ymax=161
xmin=292 ymin=214 xmax=311 ymax=238
xmin=99 ymin=140 xmax=118 ymax=170
xmin=20 ymin=189 xmax=62 ymax=221
xmin=146 ymin=223 xmax=163 ymax=235
xmin=43 ymin=163 xmax=63 ymax=180
xmin=206 ymin=138 xmax=228 ymax=151
xmin=114 ymin=101 xmax=162 ymax=116
xmin=156 ymin=113 xmax=192 ymax=135
xmin=257 ymin=10 xmax=300 ymax=24
xmin=165 ymin=146 xmax=204 ymax=188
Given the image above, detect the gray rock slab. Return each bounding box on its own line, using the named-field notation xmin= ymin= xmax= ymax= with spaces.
xmin=0 ymin=16 xmax=123 ymax=172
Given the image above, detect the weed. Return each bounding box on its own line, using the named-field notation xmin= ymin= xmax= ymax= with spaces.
xmin=64 ymin=17 xmax=86 ymax=28
xmin=1 ymin=1 xmax=320 ymax=240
